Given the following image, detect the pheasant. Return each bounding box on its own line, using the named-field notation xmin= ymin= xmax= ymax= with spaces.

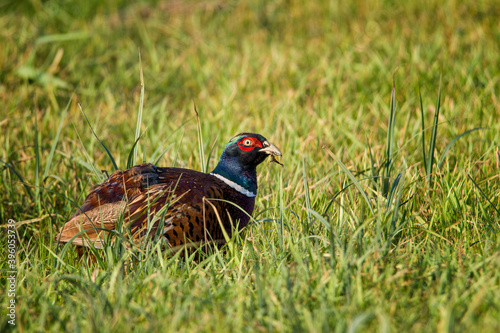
xmin=57 ymin=133 xmax=282 ymax=253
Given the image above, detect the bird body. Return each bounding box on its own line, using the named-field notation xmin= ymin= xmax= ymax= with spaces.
xmin=57 ymin=133 xmax=281 ymax=252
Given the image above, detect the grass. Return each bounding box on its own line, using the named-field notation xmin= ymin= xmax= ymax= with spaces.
xmin=1 ymin=0 xmax=500 ymax=331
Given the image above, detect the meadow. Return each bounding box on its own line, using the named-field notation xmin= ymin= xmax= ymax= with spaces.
xmin=1 ymin=0 xmax=499 ymax=331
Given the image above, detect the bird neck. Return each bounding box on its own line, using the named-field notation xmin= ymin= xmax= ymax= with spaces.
xmin=211 ymin=154 xmax=258 ymax=196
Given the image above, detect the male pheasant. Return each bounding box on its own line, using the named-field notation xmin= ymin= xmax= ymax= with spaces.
xmin=57 ymin=133 xmax=282 ymax=253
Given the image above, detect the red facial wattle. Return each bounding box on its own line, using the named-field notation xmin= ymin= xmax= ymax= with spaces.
xmin=237 ymin=137 xmax=263 ymax=151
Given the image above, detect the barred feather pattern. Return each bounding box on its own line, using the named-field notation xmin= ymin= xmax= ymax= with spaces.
xmin=57 ymin=163 xmax=256 ymax=251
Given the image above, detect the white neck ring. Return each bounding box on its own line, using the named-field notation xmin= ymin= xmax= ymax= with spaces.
xmin=210 ymin=173 xmax=257 ymax=197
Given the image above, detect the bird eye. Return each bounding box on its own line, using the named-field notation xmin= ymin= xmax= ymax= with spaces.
xmin=243 ymin=139 xmax=253 ymax=146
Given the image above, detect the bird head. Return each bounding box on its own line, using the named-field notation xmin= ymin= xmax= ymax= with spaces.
xmin=211 ymin=133 xmax=282 ymax=196
xmin=223 ymin=133 xmax=282 ymax=166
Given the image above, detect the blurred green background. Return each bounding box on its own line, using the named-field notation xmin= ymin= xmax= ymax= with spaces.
xmin=1 ymin=0 xmax=499 ymax=331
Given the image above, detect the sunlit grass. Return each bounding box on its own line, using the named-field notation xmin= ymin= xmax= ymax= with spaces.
xmin=1 ymin=0 xmax=500 ymax=331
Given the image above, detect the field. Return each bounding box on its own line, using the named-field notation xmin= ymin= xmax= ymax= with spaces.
xmin=1 ymin=0 xmax=500 ymax=331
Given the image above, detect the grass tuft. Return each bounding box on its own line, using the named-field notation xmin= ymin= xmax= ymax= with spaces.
xmin=2 ymin=0 xmax=500 ymax=331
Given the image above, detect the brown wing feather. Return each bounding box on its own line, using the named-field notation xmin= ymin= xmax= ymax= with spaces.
xmin=57 ymin=201 xmax=127 ymax=248
xmin=58 ymin=163 xmax=160 ymax=246
xmin=73 ymin=163 xmax=159 ymax=218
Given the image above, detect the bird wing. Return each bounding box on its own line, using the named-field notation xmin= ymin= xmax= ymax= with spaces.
xmin=72 ymin=163 xmax=160 ymax=218
xmin=57 ymin=163 xmax=163 ymax=248
xmin=57 ymin=164 xmax=231 ymax=250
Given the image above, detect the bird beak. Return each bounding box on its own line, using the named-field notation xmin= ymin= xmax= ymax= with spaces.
xmin=260 ymin=141 xmax=282 ymax=157
xmin=260 ymin=141 xmax=283 ymax=166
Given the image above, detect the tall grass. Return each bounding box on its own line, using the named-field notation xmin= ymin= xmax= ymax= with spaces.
xmin=1 ymin=0 xmax=500 ymax=332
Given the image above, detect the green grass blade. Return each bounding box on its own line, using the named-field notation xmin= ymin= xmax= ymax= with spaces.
xmin=56 ymin=150 xmax=100 ymax=174
xmin=132 ymin=50 xmax=145 ymax=167
xmin=466 ymin=172 xmax=500 ymax=215
xmin=323 ymin=146 xmax=374 ymax=215
xmin=437 ymin=127 xmax=486 ymax=169
xmin=279 ymin=167 xmax=284 ymax=248
xmin=303 ymin=158 xmax=312 ymax=232
xmin=34 ymin=107 xmax=40 ymax=213
xmin=72 ymin=124 xmax=103 ymax=180
xmin=367 ymin=140 xmax=379 ymax=192
xmin=0 ymin=159 xmax=33 ymax=199
xmin=194 ymin=103 xmax=206 ymax=172
xmin=386 ymin=173 xmax=402 ymax=209
xmin=150 ymin=121 xmax=188 ymax=165
xmin=78 ymin=103 xmax=118 ymax=171
xmin=383 ymin=72 xmax=397 ymax=196
xmin=172 ymin=132 xmax=185 ymax=168
xmin=419 ymin=87 xmax=427 ymax=173
xmin=385 ymin=75 xmax=397 ymax=166
xmin=127 ymin=130 xmax=147 ymax=169
xmin=152 ymin=144 xmax=173 ymax=166
xmin=206 ymin=138 xmax=218 ymax=172
xmin=35 ymin=31 xmax=90 ymax=45
xmin=427 ymin=81 xmax=442 ymax=182
xmin=44 ymin=98 xmax=71 ymax=179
